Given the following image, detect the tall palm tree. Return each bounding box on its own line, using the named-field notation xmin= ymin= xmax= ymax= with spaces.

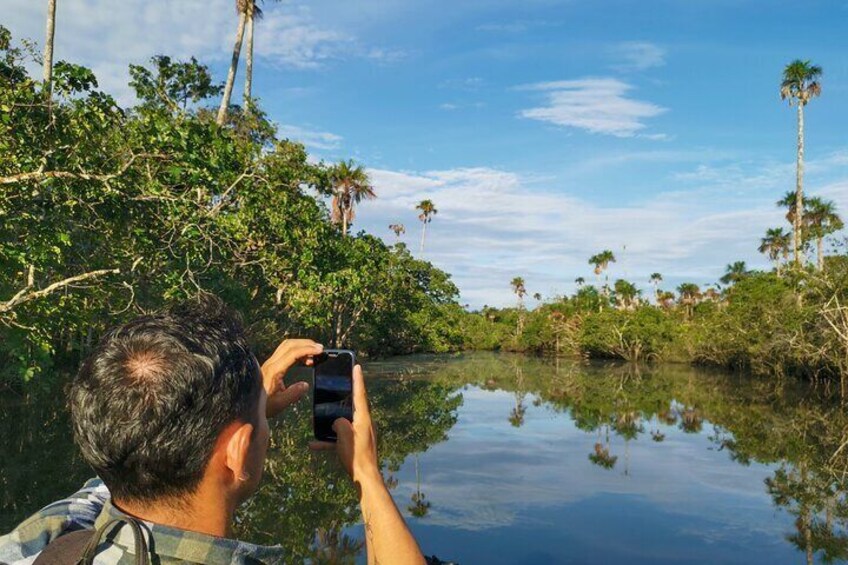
xmin=243 ymin=0 xmax=280 ymax=106
xmin=759 ymin=227 xmax=792 ymax=276
xmin=649 ymin=273 xmax=662 ymax=304
xmin=575 ymin=276 xmax=585 ymax=288
xmin=329 ymin=160 xmax=375 ymax=236
xmin=511 ymin=276 xmax=527 ymax=335
xmin=805 ymin=197 xmax=843 ymax=271
xmin=42 ymin=0 xmax=57 ymax=96
xmin=217 ymin=0 xmax=250 ymax=125
xmin=416 ymin=200 xmax=437 ymax=253
xmin=781 ymin=59 xmax=823 ymax=265
xmin=589 ymin=250 xmax=616 ymax=306
xmin=389 ymin=223 xmax=405 ymax=242
xmin=720 ymin=261 xmax=748 ymax=286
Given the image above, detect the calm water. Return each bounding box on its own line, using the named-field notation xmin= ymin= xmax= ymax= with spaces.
xmin=2 ymin=353 xmax=847 ymax=564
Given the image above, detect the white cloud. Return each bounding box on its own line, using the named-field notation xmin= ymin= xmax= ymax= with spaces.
xmin=611 ymin=41 xmax=667 ymax=71
xmin=518 ymin=78 xmax=667 ymax=137
xmin=351 ymin=149 xmax=848 ymax=307
xmin=3 ymin=0 xmax=395 ymax=103
xmin=278 ymin=124 xmax=343 ymax=151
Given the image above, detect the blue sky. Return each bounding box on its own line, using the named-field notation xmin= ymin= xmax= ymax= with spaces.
xmin=6 ymin=0 xmax=848 ymax=307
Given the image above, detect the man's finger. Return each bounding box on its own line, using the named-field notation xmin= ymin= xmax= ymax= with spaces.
xmin=266 ymin=381 xmax=309 ymax=414
xmin=275 ymin=339 xmax=322 ymax=361
xmin=352 ymin=366 xmax=371 ymax=422
xmin=333 ymin=417 xmax=355 ymax=444
xmin=281 ymin=343 xmax=324 ymax=367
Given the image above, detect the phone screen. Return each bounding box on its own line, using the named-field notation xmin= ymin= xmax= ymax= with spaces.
xmin=313 ymin=350 xmax=354 ymax=442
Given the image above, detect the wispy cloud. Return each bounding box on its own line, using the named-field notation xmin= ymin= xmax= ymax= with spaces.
xmin=278 ymin=124 xmax=343 ymax=151
xmin=3 ymin=0 xmax=398 ymax=103
xmin=518 ymin=78 xmax=667 ymax=137
xmin=610 ymin=41 xmax=667 ymax=71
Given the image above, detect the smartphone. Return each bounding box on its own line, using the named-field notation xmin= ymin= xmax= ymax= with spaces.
xmin=313 ymin=349 xmax=355 ymax=442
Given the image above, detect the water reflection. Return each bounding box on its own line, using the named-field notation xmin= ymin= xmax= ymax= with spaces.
xmin=2 ymin=353 xmax=847 ymax=564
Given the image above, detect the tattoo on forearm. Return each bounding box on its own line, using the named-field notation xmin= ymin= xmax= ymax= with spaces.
xmin=364 ymin=510 xmax=379 ymax=565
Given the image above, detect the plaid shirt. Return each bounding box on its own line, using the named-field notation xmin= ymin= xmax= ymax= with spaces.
xmin=0 ymin=479 xmax=285 ymax=565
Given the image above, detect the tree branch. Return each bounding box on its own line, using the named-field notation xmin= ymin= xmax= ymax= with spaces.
xmin=0 ymin=153 xmax=165 ymax=186
xmin=0 ymin=268 xmax=121 ymax=315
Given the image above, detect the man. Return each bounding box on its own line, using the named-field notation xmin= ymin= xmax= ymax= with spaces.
xmin=0 ymin=298 xmax=425 ymax=564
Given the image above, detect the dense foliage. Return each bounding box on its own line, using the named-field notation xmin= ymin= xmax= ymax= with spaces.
xmin=462 ymin=260 xmax=848 ymax=396
xmin=0 ymin=27 xmax=463 ymax=387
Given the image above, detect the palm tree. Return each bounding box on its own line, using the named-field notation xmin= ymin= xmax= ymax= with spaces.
xmin=781 ymin=59 xmax=823 ymax=265
xmin=416 ymin=200 xmax=437 ymax=253
xmin=805 ymin=197 xmax=843 ymax=271
xmin=677 ymin=283 xmax=701 ymax=319
xmin=613 ymin=279 xmax=639 ymax=310
xmin=649 ymin=273 xmax=662 ymax=304
xmin=389 ymin=223 xmax=405 ymax=242
xmin=720 ymin=261 xmax=748 ymax=286
xmin=329 ymin=160 xmax=375 ymax=236
xmin=42 ymin=0 xmax=57 ymax=96
xmin=217 ymin=0 xmax=250 ymax=124
xmin=589 ymin=250 xmax=616 ymax=306
xmin=575 ymin=276 xmax=585 ymax=288
xmin=243 ymin=0 xmax=280 ymax=106
xmin=759 ymin=227 xmax=792 ymax=276
xmin=533 ymin=292 xmax=542 ymax=302
xmin=511 ymin=276 xmax=527 ymax=335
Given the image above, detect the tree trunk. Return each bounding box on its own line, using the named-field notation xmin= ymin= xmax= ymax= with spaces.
xmin=244 ymin=9 xmax=255 ymax=106
xmin=43 ymin=0 xmax=57 ymax=95
xmin=794 ymin=103 xmax=805 ymax=266
xmin=342 ymin=207 xmax=348 ymax=236
xmin=817 ymin=236 xmax=824 ymax=271
xmin=217 ymin=11 xmax=248 ymax=125
xmin=420 ymin=221 xmax=427 ymax=254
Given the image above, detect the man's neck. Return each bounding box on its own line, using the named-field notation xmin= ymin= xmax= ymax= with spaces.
xmin=115 ymin=488 xmax=235 ymax=538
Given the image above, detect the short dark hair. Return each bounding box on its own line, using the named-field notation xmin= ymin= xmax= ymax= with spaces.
xmin=69 ymin=296 xmax=261 ymax=503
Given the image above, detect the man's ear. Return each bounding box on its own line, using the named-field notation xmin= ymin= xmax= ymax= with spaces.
xmin=224 ymin=421 xmax=255 ymax=482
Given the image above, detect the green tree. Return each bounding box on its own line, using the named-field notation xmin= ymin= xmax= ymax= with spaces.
xmin=328 ymin=160 xmax=375 ymax=236
xmin=511 ymin=276 xmax=527 ymax=335
xmin=613 ymin=279 xmax=639 ymax=310
xmin=589 ymin=250 xmax=616 ymax=305
xmin=759 ymin=227 xmax=792 ymax=276
xmin=416 ymin=199 xmax=437 ymax=253
xmin=781 ymin=59 xmax=823 ymax=265
xmin=720 ymin=261 xmax=749 ymax=286
xmin=805 ymin=197 xmax=843 ymax=271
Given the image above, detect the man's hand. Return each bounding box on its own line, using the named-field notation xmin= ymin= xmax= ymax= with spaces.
xmin=261 ymin=339 xmax=323 ymax=419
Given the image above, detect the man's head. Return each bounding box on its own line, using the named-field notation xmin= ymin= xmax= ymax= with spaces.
xmin=69 ymin=296 xmax=269 ymax=507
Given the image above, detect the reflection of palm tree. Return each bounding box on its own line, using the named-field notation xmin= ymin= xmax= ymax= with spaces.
xmin=312 ymin=524 xmax=364 ymax=564
xmin=589 ymin=425 xmax=618 ymax=470
xmin=680 ymin=407 xmax=703 ymax=434
xmin=408 ymin=455 xmax=431 ymax=518
xmin=508 ymin=393 xmax=527 ymax=428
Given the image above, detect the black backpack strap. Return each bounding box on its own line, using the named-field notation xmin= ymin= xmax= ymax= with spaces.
xmin=34 ymin=518 xmax=150 ymax=565
xmin=33 ymin=530 xmax=95 ymax=565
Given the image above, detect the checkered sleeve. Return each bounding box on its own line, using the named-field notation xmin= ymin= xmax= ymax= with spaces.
xmin=0 ymin=478 xmax=110 ymax=565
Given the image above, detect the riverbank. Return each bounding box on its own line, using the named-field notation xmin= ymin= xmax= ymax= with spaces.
xmin=457 ymin=267 xmax=848 ymax=394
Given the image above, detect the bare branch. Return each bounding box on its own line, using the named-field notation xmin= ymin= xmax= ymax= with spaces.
xmin=0 ymin=153 xmax=166 ymax=186
xmin=0 ymin=268 xmax=121 ymax=315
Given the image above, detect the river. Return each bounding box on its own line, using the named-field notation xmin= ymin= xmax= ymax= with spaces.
xmin=2 ymin=353 xmax=847 ymax=563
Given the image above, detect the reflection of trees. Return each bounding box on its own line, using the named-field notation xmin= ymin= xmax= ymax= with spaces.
xmin=508 ymin=364 xmax=527 ymax=428
xmin=236 ymin=377 xmax=463 ymax=560
xmin=428 ymin=351 xmax=848 ymax=560
xmin=310 ymin=523 xmax=365 ymax=565
xmin=408 ymin=455 xmax=431 ymax=518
